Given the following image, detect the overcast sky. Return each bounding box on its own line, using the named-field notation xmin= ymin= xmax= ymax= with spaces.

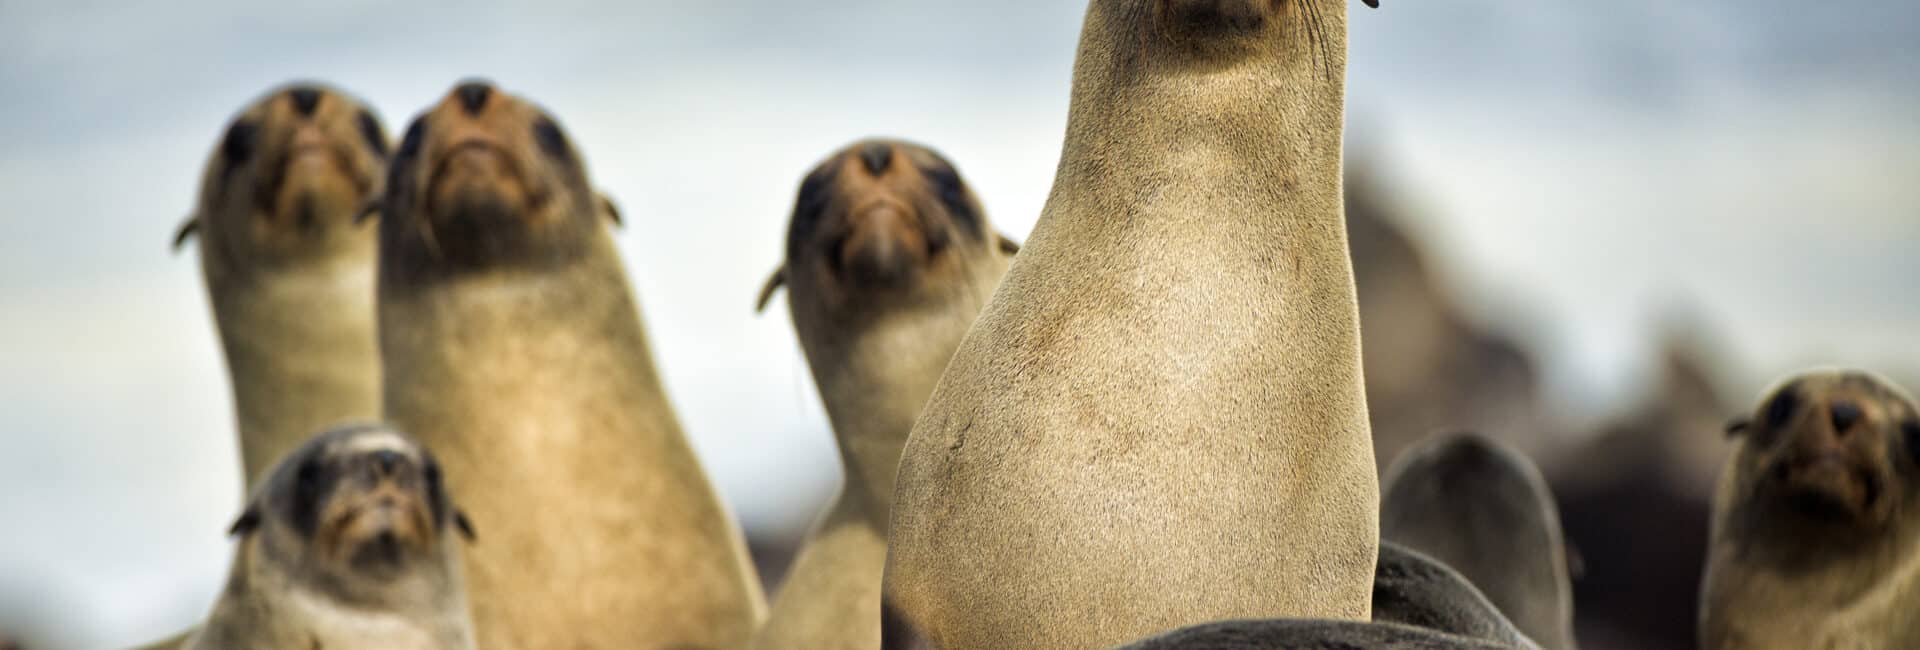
xmin=2 ymin=2 xmax=1916 ymax=647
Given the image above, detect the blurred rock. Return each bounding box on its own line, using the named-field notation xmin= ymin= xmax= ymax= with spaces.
xmin=1346 ymin=167 xmax=1548 ymax=472
xmin=1550 ymin=325 xmax=1737 ymax=650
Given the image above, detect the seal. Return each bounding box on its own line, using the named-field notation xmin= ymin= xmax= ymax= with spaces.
xmin=183 ymin=423 xmax=477 ymax=650
xmin=1372 ymin=542 xmax=1541 ymax=649
xmin=881 ymin=1 xmax=1378 ymax=647
xmin=1700 ymin=370 xmax=1920 ymax=649
xmin=750 ymin=139 xmax=1018 ymax=650
xmin=377 ymin=80 xmax=764 ymax=648
xmin=1381 ymin=432 xmax=1577 ymax=650
xmin=173 ymin=82 xmax=389 ymax=489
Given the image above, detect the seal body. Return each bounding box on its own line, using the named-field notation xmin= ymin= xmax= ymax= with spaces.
xmin=185 ymin=423 xmax=476 ymax=650
xmin=752 ymin=140 xmax=1016 ymax=650
xmin=179 ymin=82 xmax=389 ymax=488
xmin=377 ymin=81 xmax=763 ymax=649
xmin=1700 ymin=370 xmax=1920 ymax=650
xmin=1372 ymin=542 xmax=1540 ymax=650
xmin=1381 ymin=432 xmax=1576 ymax=650
xmin=882 ymin=2 xmax=1377 ymax=647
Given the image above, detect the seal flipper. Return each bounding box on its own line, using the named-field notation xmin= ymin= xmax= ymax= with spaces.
xmin=598 ymin=193 xmax=622 ymax=227
xmin=755 ymin=267 xmax=787 ymax=314
xmin=172 ymin=216 xmax=200 ymax=252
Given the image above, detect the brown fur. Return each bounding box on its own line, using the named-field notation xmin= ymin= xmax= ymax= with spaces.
xmin=881 ymin=1 xmax=1377 ymax=647
xmin=186 ymin=424 xmax=475 ymax=650
xmin=377 ymin=81 xmax=763 ymax=649
xmin=1381 ymin=432 xmax=1576 ymax=650
xmin=176 ymin=82 xmax=388 ymax=489
xmin=1701 ymin=370 xmax=1920 ymax=649
xmin=752 ymin=140 xmax=1016 ymax=650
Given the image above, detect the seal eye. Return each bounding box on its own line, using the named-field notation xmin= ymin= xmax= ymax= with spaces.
xmin=1904 ymin=422 xmax=1920 ymax=464
xmin=532 ymin=117 xmax=569 ymax=160
xmin=356 ymin=110 xmax=388 ymax=158
xmin=920 ymin=160 xmax=980 ymax=239
xmin=424 ymin=459 xmax=450 ymax=525
xmin=289 ymin=458 xmax=330 ymax=536
xmin=220 ymin=120 xmax=258 ymax=170
xmin=789 ymin=166 xmax=836 ymax=252
xmin=1765 ymin=388 xmax=1800 ymax=430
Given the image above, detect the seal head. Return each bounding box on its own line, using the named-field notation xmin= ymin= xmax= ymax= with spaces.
xmin=177 ymin=83 xmax=388 ymax=275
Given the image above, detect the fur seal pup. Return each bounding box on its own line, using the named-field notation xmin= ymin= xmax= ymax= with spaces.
xmin=1700 ymin=370 xmax=1920 ymax=649
xmin=184 ymin=423 xmax=476 ymax=650
xmin=1372 ymin=542 xmax=1541 ymax=649
xmin=750 ymin=139 xmax=1018 ymax=650
xmin=174 ymin=82 xmax=389 ymax=489
xmin=1381 ymin=433 xmax=1577 ymax=650
xmin=882 ymin=1 xmax=1377 ymax=647
xmin=377 ymin=80 xmax=763 ymax=648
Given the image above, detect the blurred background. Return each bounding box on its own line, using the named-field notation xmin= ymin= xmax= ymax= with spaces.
xmin=2 ymin=1 xmax=1916 ymax=648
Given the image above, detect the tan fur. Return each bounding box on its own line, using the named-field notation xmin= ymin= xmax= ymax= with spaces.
xmin=1701 ymin=370 xmax=1920 ymax=649
xmin=179 ymin=83 xmax=389 ymax=489
xmin=881 ymin=2 xmax=1377 ymax=647
xmin=752 ymin=140 xmax=1014 ymax=650
xmin=1381 ymin=432 xmax=1576 ymax=650
xmin=186 ymin=424 xmax=474 ymax=650
xmin=377 ymin=81 xmax=763 ymax=649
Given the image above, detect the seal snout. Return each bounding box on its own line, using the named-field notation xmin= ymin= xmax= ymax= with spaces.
xmin=837 ymin=202 xmax=927 ymax=288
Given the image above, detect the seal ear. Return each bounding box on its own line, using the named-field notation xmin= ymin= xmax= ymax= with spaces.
xmin=354 ymin=199 xmax=382 ymax=225
xmin=1725 ymin=416 xmax=1752 ymax=438
xmin=755 ymin=267 xmax=787 ymax=314
xmin=227 ymin=507 xmax=261 ymax=538
xmin=171 ymin=216 xmax=200 ymax=253
xmin=1362 ymin=0 xmax=1380 ymax=7
xmin=453 ymin=510 xmax=478 ymax=542
xmin=996 ymin=232 xmax=1021 ymax=256
xmin=598 ymin=194 xmax=622 ymax=227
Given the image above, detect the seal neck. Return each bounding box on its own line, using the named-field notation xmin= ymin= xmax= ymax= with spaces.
xmin=800 ymin=263 xmax=1003 ymax=521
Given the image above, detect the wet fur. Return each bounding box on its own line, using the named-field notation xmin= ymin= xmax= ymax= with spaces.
xmin=185 ymin=425 xmax=474 ymax=650
xmin=881 ymin=1 xmax=1377 ymax=647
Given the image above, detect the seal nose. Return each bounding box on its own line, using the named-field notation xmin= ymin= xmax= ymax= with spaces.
xmin=1830 ymin=401 xmax=1863 ymax=436
xmin=455 ymin=82 xmax=492 ymax=116
xmin=288 ymin=87 xmax=322 ymax=117
xmin=858 ymin=142 xmax=894 ymax=176
xmin=371 ymin=450 xmax=405 ymax=477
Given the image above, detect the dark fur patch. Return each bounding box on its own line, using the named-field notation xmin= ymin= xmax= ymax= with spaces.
xmin=356 ymin=110 xmax=388 ymax=158
xmin=220 ymin=120 xmax=258 ymax=177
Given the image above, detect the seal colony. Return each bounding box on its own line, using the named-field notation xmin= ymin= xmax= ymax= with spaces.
xmin=184 ymin=424 xmax=476 ymax=650
xmin=376 ymin=80 xmax=763 ymax=648
xmin=751 ymin=139 xmax=1018 ymax=650
xmin=1701 ymin=370 xmax=1920 ymax=649
xmin=175 ymin=82 xmax=389 ymax=489
xmin=882 ymin=0 xmax=1378 ymax=647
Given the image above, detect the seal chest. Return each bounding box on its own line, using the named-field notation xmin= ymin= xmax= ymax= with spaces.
xmin=882 ymin=1 xmax=1377 ymax=648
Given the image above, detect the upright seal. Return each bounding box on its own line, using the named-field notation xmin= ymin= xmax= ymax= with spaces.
xmin=883 ymin=1 xmax=1378 ymax=647
xmin=752 ymin=139 xmax=1018 ymax=650
xmin=1381 ymin=432 xmax=1577 ymax=650
xmin=185 ymin=423 xmax=477 ymax=650
xmin=377 ymin=80 xmax=764 ymax=648
xmin=175 ymin=82 xmax=389 ymax=488
xmin=1700 ymin=370 xmax=1920 ymax=649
